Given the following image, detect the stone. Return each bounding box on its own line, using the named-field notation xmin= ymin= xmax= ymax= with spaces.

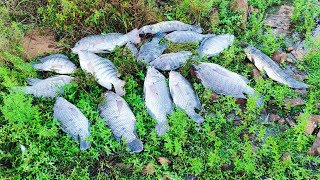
xmin=252 ymin=68 xmax=260 ymax=79
xmin=305 ymin=115 xmax=320 ymax=135
xmin=307 ymin=131 xmax=320 ymax=156
xmin=284 ymin=97 xmax=305 ymax=108
xmin=265 ymin=5 xmax=293 ymax=36
xmin=269 ymin=114 xmax=281 ymax=122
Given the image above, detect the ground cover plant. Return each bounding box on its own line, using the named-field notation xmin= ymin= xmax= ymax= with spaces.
xmin=1 ymin=0 xmax=320 ymax=179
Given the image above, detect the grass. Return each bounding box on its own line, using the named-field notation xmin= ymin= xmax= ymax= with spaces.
xmin=1 ymin=0 xmax=320 ymax=179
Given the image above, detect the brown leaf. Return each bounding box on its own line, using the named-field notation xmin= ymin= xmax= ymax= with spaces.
xmin=285 ymin=118 xmax=296 ymax=127
xmin=272 ymin=50 xmax=282 ymax=63
xmin=307 ymin=131 xmax=320 ymax=156
xmin=142 ymin=163 xmax=154 ymax=175
xmin=284 ymin=97 xmax=305 ymax=108
xmin=291 ymin=49 xmax=307 ymax=61
xmin=236 ymin=98 xmax=247 ymax=105
xmin=305 ymin=115 xmax=320 ymax=135
xmin=157 ymin=157 xmax=171 ymax=165
xmin=211 ymin=92 xmax=220 ymax=101
xmin=252 ymin=68 xmax=260 ymax=79
xmin=278 ymin=118 xmax=286 ymax=125
xmin=269 ymin=114 xmax=281 ymax=122
xmin=286 ymin=47 xmax=294 ymax=52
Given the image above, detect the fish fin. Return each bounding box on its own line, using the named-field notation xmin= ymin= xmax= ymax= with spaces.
xmin=288 ymin=79 xmax=309 ymax=89
xmin=126 ymin=28 xmax=141 ymax=44
xmin=187 ymin=110 xmax=205 ymax=124
xmin=155 ymin=121 xmax=170 ymax=136
xmin=114 ymin=80 xmax=126 ymax=96
xmin=127 ymin=138 xmax=144 ymax=153
xmin=26 ymin=78 xmax=42 ymax=85
xmin=33 ymin=64 xmax=43 ymax=70
xmin=71 ymin=134 xmax=79 ymax=142
xmin=79 ymin=136 xmax=91 ymax=150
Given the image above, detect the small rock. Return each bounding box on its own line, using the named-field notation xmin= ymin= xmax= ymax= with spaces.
xmin=269 ymin=114 xmax=281 ymax=122
xmin=157 ymin=157 xmax=171 ymax=165
xmin=295 ymin=89 xmax=308 ymax=96
xmin=221 ymin=163 xmax=235 ymax=171
xmin=265 ymin=5 xmax=293 ymax=36
xmin=278 ymin=118 xmax=286 ymax=125
xmin=305 ymin=115 xmax=320 ymax=135
xmin=236 ymin=98 xmax=247 ymax=105
xmin=284 ymin=97 xmax=305 ymax=108
xmin=142 ymin=163 xmax=154 ymax=175
xmin=285 ymin=118 xmax=296 ymax=127
xmin=307 ymin=131 xmax=320 ymax=156
xmin=252 ymin=68 xmax=260 ymax=78
xmin=286 ymin=47 xmax=294 ymax=52
xmin=291 ymin=74 xmax=307 ymax=81
xmin=280 ymin=152 xmax=292 ymax=161
xmin=291 ymin=49 xmax=307 ymax=61
xmin=211 ymin=92 xmax=220 ymax=101
xmin=272 ymin=50 xmax=283 ymax=63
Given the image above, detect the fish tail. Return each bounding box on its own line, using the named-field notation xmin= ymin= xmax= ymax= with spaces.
xmin=187 ymin=110 xmax=205 ymax=124
xmin=114 ymin=80 xmax=126 ymax=96
xmin=155 ymin=121 xmax=170 ymax=136
xmin=127 ymin=138 xmax=144 ymax=153
xmin=287 ymin=79 xmax=309 ymax=89
xmin=79 ymin=136 xmax=91 ymax=150
xmin=126 ymin=28 xmax=141 ymax=44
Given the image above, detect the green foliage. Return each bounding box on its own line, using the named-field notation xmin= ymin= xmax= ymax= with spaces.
xmin=1 ymin=0 xmax=320 ymax=179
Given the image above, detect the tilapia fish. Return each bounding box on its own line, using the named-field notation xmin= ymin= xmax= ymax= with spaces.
xmin=17 ymin=75 xmax=74 ymax=98
xmin=33 ymin=54 xmax=76 ymax=74
xmin=71 ymin=29 xmax=141 ymax=54
xmin=194 ymin=63 xmax=263 ymax=107
xmin=150 ymin=51 xmax=192 ymax=71
xmin=169 ymin=71 xmax=204 ymax=123
xmin=165 ymin=31 xmax=214 ymax=43
xmin=98 ymin=91 xmax=143 ymax=153
xmin=244 ymin=46 xmax=308 ymax=89
xmin=144 ymin=67 xmax=173 ymax=136
xmin=198 ymin=34 xmax=234 ymax=58
xmin=53 ymin=97 xmax=91 ymax=150
xmin=139 ymin=21 xmax=202 ymax=34
xmin=137 ymin=33 xmax=168 ymax=63
xmin=78 ymin=51 xmax=125 ymax=96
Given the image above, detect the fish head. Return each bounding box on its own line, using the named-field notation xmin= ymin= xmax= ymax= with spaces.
xmin=146 ymin=66 xmax=164 ymax=82
xmin=71 ymin=41 xmax=82 ymax=54
xmin=139 ymin=25 xmax=155 ymax=34
xmin=243 ymin=46 xmax=256 ymax=62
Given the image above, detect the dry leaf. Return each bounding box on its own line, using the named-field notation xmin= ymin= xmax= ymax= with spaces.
xmin=142 ymin=163 xmax=154 ymax=175
xmin=157 ymin=157 xmax=171 ymax=165
xmin=284 ymin=97 xmax=305 ymax=108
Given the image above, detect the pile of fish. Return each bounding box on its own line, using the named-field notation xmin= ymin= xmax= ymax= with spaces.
xmin=17 ymin=21 xmax=308 ymax=153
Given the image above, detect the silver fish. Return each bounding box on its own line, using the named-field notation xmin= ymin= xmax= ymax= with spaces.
xmin=244 ymin=46 xmax=308 ymax=89
xmin=78 ymin=51 xmax=125 ymax=96
xmin=137 ymin=33 xmax=168 ymax=63
xmin=198 ymin=34 xmax=234 ymax=58
xmin=53 ymin=97 xmax=91 ymax=150
xmin=165 ymin=31 xmax=214 ymax=43
xmin=150 ymin=51 xmax=192 ymax=71
xmin=33 ymin=54 xmax=76 ymax=74
xmin=98 ymin=91 xmax=143 ymax=153
xmin=144 ymin=67 xmax=173 ymax=136
xmin=126 ymin=43 xmax=138 ymax=57
xmin=194 ymin=63 xmax=264 ymax=107
xmin=169 ymin=71 xmax=204 ymax=123
xmin=71 ymin=29 xmax=141 ymax=54
xmin=139 ymin=21 xmax=202 ymax=34
xmin=17 ymin=75 xmax=74 ymax=98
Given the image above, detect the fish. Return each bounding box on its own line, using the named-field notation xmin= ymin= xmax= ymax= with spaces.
xmin=126 ymin=43 xmax=138 ymax=57
xmin=165 ymin=31 xmax=215 ymax=43
xmin=137 ymin=33 xmax=168 ymax=63
xmin=33 ymin=54 xmax=76 ymax=74
xmin=17 ymin=75 xmax=74 ymax=98
xmin=71 ymin=29 xmax=141 ymax=54
xmin=194 ymin=63 xmax=264 ymax=107
xmin=150 ymin=51 xmax=192 ymax=71
xmin=197 ymin=34 xmax=234 ymax=58
xmin=244 ymin=46 xmax=308 ymax=89
xmin=53 ymin=97 xmax=91 ymax=150
xmin=139 ymin=21 xmax=202 ymax=34
xmin=98 ymin=91 xmax=143 ymax=153
xmin=169 ymin=71 xmax=204 ymax=123
xmin=143 ymin=66 xmax=173 ymax=136
xmin=78 ymin=51 xmax=126 ymax=96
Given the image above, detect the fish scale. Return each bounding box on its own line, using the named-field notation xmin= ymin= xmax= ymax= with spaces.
xmin=53 ymin=97 xmax=91 ymax=150
xmin=78 ymin=51 xmax=125 ymax=96
xmin=244 ymin=46 xmax=308 ymax=89
xmin=194 ymin=63 xmax=264 ymax=107
xmin=144 ymin=67 xmax=173 ymax=136
xmin=17 ymin=75 xmax=74 ymax=98
xmin=150 ymin=51 xmax=192 ymax=71
xmin=139 ymin=21 xmax=203 ymax=34
xmin=198 ymin=34 xmax=234 ymax=58
xmin=169 ymin=71 xmax=204 ymax=123
xmin=33 ymin=54 xmax=76 ymax=74
xmin=165 ymin=31 xmax=214 ymax=43
xmin=137 ymin=33 xmax=168 ymax=63
xmin=98 ymin=91 xmax=143 ymax=153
